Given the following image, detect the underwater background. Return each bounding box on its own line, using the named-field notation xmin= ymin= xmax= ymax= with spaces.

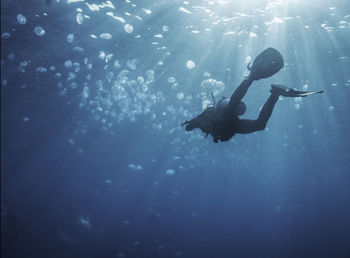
xmin=1 ymin=0 xmax=350 ymax=257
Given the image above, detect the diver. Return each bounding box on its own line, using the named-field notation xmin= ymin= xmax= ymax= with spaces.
xmin=181 ymin=48 xmax=323 ymax=143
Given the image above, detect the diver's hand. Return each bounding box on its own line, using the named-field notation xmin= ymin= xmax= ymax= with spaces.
xmin=181 ymin=121 xmax=189 ymax=127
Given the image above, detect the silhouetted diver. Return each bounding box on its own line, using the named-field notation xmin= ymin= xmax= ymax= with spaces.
xmin=182 ymin=48 xmax=323 ymax=143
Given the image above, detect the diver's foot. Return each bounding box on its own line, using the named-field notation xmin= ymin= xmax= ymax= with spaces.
xmin=270 ymin=84 xmax=300 ymax=97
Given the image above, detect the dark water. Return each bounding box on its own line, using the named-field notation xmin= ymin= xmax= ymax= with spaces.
xmin=1 ymin=0 xmax=350 ymax=257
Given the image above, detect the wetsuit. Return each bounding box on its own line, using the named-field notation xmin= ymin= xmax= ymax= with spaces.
xmin=184 ymin=75 xmax=280 ymax=143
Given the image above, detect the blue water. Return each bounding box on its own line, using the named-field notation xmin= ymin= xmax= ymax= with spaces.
xmin=1 ymin=0 xmax=350 ymax=257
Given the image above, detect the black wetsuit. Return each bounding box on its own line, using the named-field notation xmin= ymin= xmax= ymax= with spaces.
xmin=184 ymin=75 xmax=280 ymax=143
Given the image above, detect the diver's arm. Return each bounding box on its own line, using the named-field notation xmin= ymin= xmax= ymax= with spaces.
xmin=181 ymin=118 xmax=199 ymax=131
xmin=225 ymin=75 xmax=254 ymax=114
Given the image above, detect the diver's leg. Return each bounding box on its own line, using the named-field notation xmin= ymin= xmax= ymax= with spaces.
xmin=236 ymin=93 xmax=279 ymax=133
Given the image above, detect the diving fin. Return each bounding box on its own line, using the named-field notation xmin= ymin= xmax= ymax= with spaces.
xmin=271 ymin=84 xmax=324 ymax=97
xmin=249 ymin=48 xmax=284 ymax=80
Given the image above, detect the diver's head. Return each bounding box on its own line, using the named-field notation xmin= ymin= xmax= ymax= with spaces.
xmin=235 ymin=101 xmax=246 ymax=116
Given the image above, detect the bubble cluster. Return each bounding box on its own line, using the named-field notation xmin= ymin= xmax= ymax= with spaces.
xmin=76 ymin=13 xmax=84 ymax=24
xmin=67 ymin=34 xmax=74 ymax=43
xmin=1 ymin=32 xmax=11 ymax=39
xmin=34 ymin=26 xmax=45 ymax=36
xmin=16 ymin=14 xmax=27 ymax=24
xmin=124 ymin=24 xmax=133 ymax=33
xmin=99 ymin=33 xmax=112 ymax=39
xmin=186 ymin=60 xmax=196 ymax=69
